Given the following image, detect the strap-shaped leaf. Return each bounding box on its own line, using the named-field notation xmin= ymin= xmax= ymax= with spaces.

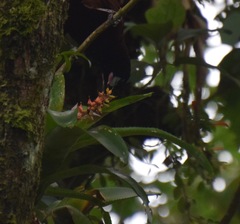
xmin=49 ymin=72 xmax=65 ymax=112
xmin=102 ymin=92 xmax=152 ymax=113
xmin=42 ymin=126 xmax=84 ymax=177
xmin=45 ymin=186 xmax=160 ymax=208
xmin=48 ymin=105 xmax=78 ymax=127
xmin=98 ymin=187 xmax=160 ymax=204
xmin=88 ymin=126 xmax=129 ymax=163
xmin=114 ymin=127 xmax=214 ymax=176
xmin=99 ymin=187 xmax=138 ymax=203
xmin=44 ymin=186 xmax=159 ymax=206
xmin=39 ymin=165 xmax=152 ymax=222
xmin=108 ymin=168 xmax=152 ymax=223
xmin=45 ymin=186 xmax=104 ymax=207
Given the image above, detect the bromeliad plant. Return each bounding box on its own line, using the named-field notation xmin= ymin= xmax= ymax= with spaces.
xmin=34 ymin=68 xmax=214 ymax=223
xmin=36 ymin=76 xmax=155 ymax=223
xmin=34 ymin=1 xmax=216 ymax=222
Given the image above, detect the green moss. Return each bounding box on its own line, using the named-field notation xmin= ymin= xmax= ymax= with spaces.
xmin=0 ymin=0 xmax=46 ymax=38
xmin=10 ymin=107 xmax=34 ymax=133
xmin=0 ymin=94 xmax=34 ymax=134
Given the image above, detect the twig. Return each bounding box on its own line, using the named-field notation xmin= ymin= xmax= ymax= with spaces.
xmin=220 ymin=180 xmax=240 ymax=224
xmin=56 ymin=0 xmax=140 ymax=74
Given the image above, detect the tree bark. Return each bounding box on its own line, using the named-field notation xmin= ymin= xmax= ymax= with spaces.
xmin=0 ymin=0 xmax=67 ymax=223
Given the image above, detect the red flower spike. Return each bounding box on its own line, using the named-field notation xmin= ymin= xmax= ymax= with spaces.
xmin=95 ymin=96 xmax=104 ymax=105
xmin=77 ymin=88 xmax=116 ymax=120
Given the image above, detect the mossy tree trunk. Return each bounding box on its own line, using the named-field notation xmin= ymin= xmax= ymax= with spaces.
xmin=0 ymin=1 xmax=67 ymax=223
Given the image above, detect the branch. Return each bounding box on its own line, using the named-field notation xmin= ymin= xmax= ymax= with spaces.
xmin=220 ymin=180 xmax=240 ymax=224
xmin=56 ymin=0 xmax=140 ymax=74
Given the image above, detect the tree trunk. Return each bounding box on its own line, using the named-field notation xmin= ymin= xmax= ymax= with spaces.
xmin=0 ymin=1 xmax=67 ymax=223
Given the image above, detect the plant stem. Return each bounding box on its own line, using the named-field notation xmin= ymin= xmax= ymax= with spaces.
xmin=56 ymin=0 xmax=140 ymax=74
xmin=220 ymin=181 xmax=240 ymax=224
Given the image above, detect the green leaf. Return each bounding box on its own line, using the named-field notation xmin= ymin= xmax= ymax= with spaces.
xmin=63 ymin=54 xmax=72 ymax=73
xmin=99 ymin=187 xmax=137 ymax=202
xmin=113 ymin=127 xmax=214 ymax=176
xmin=102 ymin=210 xmax=112 ymax=224
xmin=44 ymin=113 xmax=58 ymax=135
xmin=217 ymin=49 xmax=240 ymax=145
xmin=108 ymin=169 xmax=152 ymax=223
xmin=40 ymin=196 xmax=92 ymax=223
xmin=48 ymin=105 xmax=78 ymax=127
xmin=219 ymin=48 xmax=240 ymax=78
xmin=45 ymin=186 xmax=104 ymax=207
xmin=88 ymin=126 xmax=129 ymax=163
xmin=44 ymin=186 xmax=159 ymax=207
xmin=145 ymin=0 xmax=185 ymax=28
xmin=176 ymin=28 xmax=209 ymax=42
xmin=70 ymin=207 xmax=92 ymax=224
xmin=131 ymin=22 xmax=172 ymax=43
xmin=39 ymin=165 xmax=152 ymax=222
xmin=40 ymin=165 xmax=138 ymax=194
xmin=49 ymin=72 xmax=65 ymax=111
xmin=60 ymin=50 xmax=91 ymax=65
xmin=102 ymin=93 xmax=152 ymax=113
xmin=42 ymin=126 xmax=84 ymax=177
xmin=175 ymin=56 xmax=216 ymax=69
xmin=155 ymin=64 xmax=176 ymax=89
xmin=51 ymin=205 xmax=92 ymax=224
xmin=59 ymin=50 xmax=91 ymax=72
xmin=98 ymin=187 xmax=159 ymax=203
xmin=69 ymin=132 xmax=98 ymax=152
xmin=46 ymin=216 xmax=55 ymax=224
xmin=220 ymin=10 xmax=240 ymax=46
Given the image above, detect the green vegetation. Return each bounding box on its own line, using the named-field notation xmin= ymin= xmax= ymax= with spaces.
xmin=2 ymin=0 xmax=240 ymax=223
xmin=36 ymin=1 xmax=240 ymax=223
